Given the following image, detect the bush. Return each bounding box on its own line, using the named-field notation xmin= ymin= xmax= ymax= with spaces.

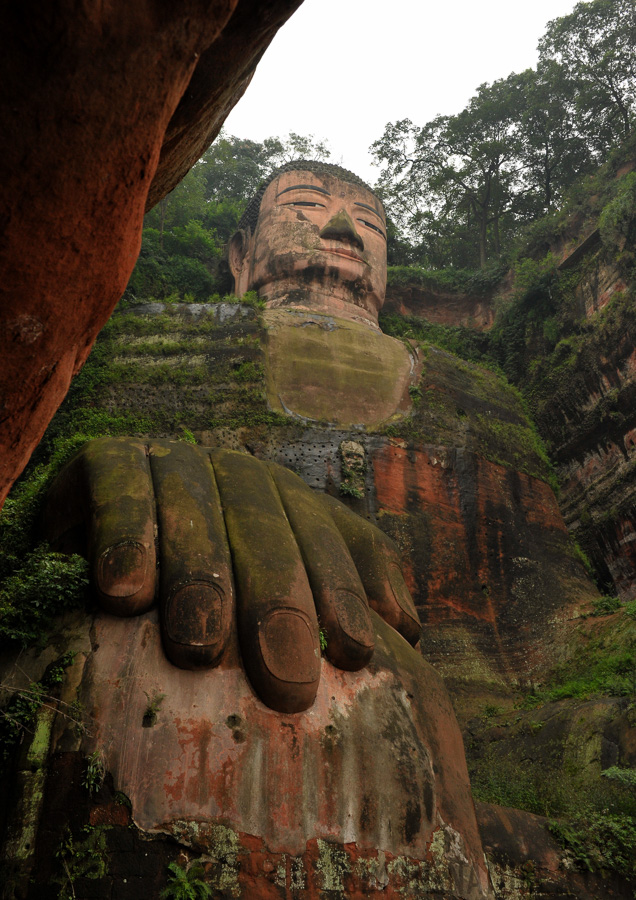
xmin=591 ymin=595 xmax=621 ymax=616
xmin=161 ymin=862 xmax=211 ymax=900
xmin=0 ymin=545 xmax=89 ymax=648
xmin=599 ymin=171 xmax=636 ymax=263
xmin=549 ymin=811 xmax=636 ymax=877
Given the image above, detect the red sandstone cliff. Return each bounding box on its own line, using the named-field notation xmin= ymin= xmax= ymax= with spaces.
xmin=0 ymin=0 xmax=304 ymax=508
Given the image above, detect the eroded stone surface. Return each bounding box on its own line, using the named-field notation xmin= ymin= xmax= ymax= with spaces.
xmin=37 ymin=608 xmax=492 ymax=898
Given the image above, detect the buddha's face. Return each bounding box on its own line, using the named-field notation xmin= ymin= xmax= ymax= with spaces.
xmin=230 ymin=169 xmax=387 ymax=322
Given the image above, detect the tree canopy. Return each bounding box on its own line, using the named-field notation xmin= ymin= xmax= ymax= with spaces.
xmin=371 ymin=0 xmax=635 ymax=268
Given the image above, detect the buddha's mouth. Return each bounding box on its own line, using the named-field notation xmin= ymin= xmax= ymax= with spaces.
xmin=322 ymin=246 xmax=366 ymax=264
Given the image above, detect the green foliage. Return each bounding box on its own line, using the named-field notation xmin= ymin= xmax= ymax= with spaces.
xmin=0 ymin=653 xmax=75 ymax=765
xmin=572 ymin=541 xmax=593 ymax=575
xmin=387 ymin=263 xmax=506 ymax=295
xmin=82 ymin=750 xmax=106 ymax=796
xmin=54 ymin=826 xmax=109 ymax=899
xmin=531 ymin=632 xmax=636 ymax=702
xmin=338 ymin=482 xmax=364 ymax=500
xmin=160 ymin=861 xmax=212 ymax=900
xmin=379 ymin=312 xmax=495 ymax=369
xmin=319 ymin=629 xmax=328 ymax=652
xmin=470 ymin=753 xmax=552 ymax=816
xmin=602 ymin=767 xmax=636 ymax=789
xmin=538 ymin=0 xmax=636 ymax=149
xmin=549 ymin=811 xmax=636 ymax=877
xmin=240 ymin=290 xmax=265 ymax=310
xmin=591 ymin=595 xmax=621 ymax=616
xmin=599 ymin=170 xmax=636 ymax=272
xmin=143 ymin=691 xmax=166 ymax=727
xmin=179 ymin=428 xmax=197 ymax=445
xmin=625 ymin=600 xmax=636 ymax=620
xmin=372 ymin=0 xmax=634 ymax=267
xmin=0 ymin=682 xmax=45 ymax=764
xmin=469 ymin=694 xmax=636 ymax=880
xmin=232 ymin=361 xmax=263 ymax=383
xmin=0 ymin=545 xmax=89 ymax=648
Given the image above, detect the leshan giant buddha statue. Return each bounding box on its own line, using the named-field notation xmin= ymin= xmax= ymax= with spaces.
xmin=37 ymin=162 xmax=493 ymax=899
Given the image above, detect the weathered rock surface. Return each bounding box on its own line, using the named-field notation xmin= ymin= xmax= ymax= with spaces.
xmin=0 ymin=0 xmax=303 ymax=508
xmin=525 ymin=252 xmax=636 ymax=600
xmin=1 ymin=610 xmax=492 ymax=899
xmin=384 ymin=281 xmax=495 ymax=330
xmin=477 ymin=802 xmax=634 ymax=899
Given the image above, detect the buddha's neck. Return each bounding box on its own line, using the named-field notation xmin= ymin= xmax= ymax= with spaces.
xmin=260 ymin=281 xmax=381 ymax=331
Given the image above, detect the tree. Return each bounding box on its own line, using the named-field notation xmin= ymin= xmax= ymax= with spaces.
xmin=539 ymin=0 xmax=636 ymax=151
xmin=373 ymin=77 xmax=528 ymax=267
xmin=516 ymin=64 xmax=594 ymax=214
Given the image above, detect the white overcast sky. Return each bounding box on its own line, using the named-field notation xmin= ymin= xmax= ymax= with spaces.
xmin=224 ymin=0 xmax=578 ymax=185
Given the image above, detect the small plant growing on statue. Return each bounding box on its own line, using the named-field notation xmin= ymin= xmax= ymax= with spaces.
xmin=82 ymin=749 xmax=105 ymax=796
xmin=338 ymin=481 xmax=364 ymax=500
xmin=143 ymin=690 xmax=166 ymax=727
xmin=160 ymin=861 xmax=212 ymax=900
xmin=319 ymin=629 xmax=328 ymax=652
xmin=338 ymin=440 xmax=366 ymax=500
xmin=591 ymin=595 xmax=621 ymax=616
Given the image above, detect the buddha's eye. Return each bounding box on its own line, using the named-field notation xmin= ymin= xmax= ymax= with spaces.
xmin=357 ymin=218 xmax=386 ymax=240
xmin=284 ymin=200 xmax=326 ymax=208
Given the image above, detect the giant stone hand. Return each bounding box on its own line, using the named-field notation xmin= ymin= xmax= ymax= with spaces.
xmin=44 ymin=437 xmax=421 ymax=713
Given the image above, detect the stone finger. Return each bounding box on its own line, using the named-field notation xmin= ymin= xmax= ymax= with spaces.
xmin=44 ymin=437 xmax=157 ymax=616
xmin=269 ymin=462 xmax=374 ymax=671
xmin=323 ymin=494 xmax=421 ymax=646
xmin=149 ymin=440 xmax=234 ymax=669
xmin=211 ymin=449 xmax=321 ymax=714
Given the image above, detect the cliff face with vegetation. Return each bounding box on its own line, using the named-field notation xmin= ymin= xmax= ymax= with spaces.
xmin=44 ymin=300 xmax=597 ymax=694
xmin=0 ymin=292 xmax=608 ymax=897
xmin=372 ymin=141 xmax=636 ymax=896
xmin=500 ymin=158 xmax=636 ymax=606
xmin=527 ymin=253 xmax=636 ymax=601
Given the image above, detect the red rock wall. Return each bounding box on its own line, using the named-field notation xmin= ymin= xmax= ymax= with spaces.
xmin=0 ymin=0 xmax=303 ymax=508
xmin=384 ymin=283 xmax=495 ymax=330
xmin=532 ymin=276 xmax=636 ymax=600
xmin=369 ymin=442 xmax=593 ymax=686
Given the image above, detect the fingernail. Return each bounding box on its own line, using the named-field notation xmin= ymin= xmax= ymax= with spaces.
xmin=388 ymin=565 xmax=421 ymax=645
xmin=164 ymin=582 xmax=224 ymax=648
xmin=389 ymin=565 xmax=419 ymax=620
xmin=335 ymin=590 xmax=374 ymax=649
xmin=259 ymin=609 xmax=320 ymax=684
xmin=98 ymin=542 xmax=147 ymax=599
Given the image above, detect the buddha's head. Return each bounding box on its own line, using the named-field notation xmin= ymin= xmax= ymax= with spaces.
xmin=229 ymin=161 xmax=387 ymax=327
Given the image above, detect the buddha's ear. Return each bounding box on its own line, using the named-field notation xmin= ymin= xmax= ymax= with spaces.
xmin=228 ymin=229 xmax=251 ymax=295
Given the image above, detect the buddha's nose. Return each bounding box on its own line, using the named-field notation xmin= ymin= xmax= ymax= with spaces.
xmin=319 ymin=208 xmax=364 ymax=252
